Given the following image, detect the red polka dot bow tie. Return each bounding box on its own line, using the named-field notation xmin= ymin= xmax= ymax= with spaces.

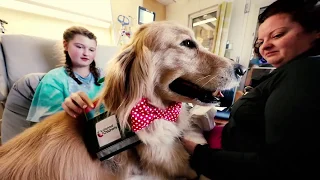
xmin=130 ymin=98 xmax=182 ymax=132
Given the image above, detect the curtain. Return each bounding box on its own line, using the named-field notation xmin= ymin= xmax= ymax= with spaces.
xmin=213 ymin=1 xmax=233 ymax=57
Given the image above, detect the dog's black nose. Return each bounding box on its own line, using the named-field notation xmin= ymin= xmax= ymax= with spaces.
xmin=234 ymin=64 xmax=246 ymax=76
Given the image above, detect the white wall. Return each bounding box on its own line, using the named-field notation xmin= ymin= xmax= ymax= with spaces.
xmin=166 ymin=0 xmax=225 ymax=27
xmin=110 ymin=0 xmax=143 ymax=45
xmin=0 ymin=0 xmax=112 ymax=28
xmin=27 ymin=0 xmax=113 ymax=23
xmin=0 ymin=7 xmax=112 ymax=45
xmin=226 ymin=0 xmax=246 ymax=62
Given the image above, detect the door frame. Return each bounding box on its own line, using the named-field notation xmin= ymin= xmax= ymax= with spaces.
xmin=188 ymin=5 xmax=219 ymax=52
xmin=188 ymin=5 xmax=219 ymax=28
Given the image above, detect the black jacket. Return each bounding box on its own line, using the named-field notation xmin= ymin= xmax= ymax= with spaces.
xmin=190 ymin=53 xmax=320 ymax=179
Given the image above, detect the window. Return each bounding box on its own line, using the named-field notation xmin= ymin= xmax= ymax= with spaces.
xmin=189 ymin=6 xmax=218 ymax=52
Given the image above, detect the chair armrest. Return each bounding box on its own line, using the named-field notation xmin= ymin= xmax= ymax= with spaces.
xmin=0 ymin=92 xmax=6 ymax=102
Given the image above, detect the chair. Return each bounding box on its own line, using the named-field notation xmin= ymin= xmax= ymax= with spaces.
xmin=1 ymin=73 xmax=45 ymax=144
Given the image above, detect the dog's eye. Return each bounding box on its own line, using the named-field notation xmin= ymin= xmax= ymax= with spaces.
xmin=180 ymin=40 xmax=196 ymax=49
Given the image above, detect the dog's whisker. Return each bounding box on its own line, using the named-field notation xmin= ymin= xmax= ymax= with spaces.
xmin=195 ymin=75 xmax=211 ymax=83
xmin=196 ymin=75 xmax=210 ymax=82
xmin=201 ymin=75 xmax=217 ymax=88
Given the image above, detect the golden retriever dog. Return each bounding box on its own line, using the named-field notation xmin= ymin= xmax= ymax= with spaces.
xmin=0 ymin=21 xmax=244 ymax=180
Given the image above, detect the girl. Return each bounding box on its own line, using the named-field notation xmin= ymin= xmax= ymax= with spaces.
xmin=27 ymin=26 xmax=103 ymax=122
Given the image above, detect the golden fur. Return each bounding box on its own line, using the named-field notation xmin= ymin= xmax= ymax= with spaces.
xmin=0 ymin=21 xmax=241 ymax=180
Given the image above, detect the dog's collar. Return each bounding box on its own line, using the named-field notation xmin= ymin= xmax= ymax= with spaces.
xmin=130 ymin=98 xmax=182 ymax=132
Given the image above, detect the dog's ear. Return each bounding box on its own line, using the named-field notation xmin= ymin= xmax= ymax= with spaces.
xmin=102 ymin=33 xmax=151 ymax=114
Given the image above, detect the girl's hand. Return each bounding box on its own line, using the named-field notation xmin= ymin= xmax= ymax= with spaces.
xmin=62 ymin=91 xmax=94 ymax=118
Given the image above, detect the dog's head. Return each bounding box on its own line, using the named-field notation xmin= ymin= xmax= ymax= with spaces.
xmin=101 ymin=21 xmax=245 ymax=123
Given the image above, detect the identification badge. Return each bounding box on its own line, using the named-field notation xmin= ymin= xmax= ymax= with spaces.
xmin=96 ymin=115 xmax=121 ymax=147
xmin=83 ymin=101 xmax=141 ymax=161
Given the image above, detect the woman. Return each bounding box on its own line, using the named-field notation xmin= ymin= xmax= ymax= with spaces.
xmin=182 ymin=0 xmax=320 ymax=179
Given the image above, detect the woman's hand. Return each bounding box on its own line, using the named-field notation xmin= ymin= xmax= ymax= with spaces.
xmin=62 ymin=91 xmax=94 ymax=118
xmin=181 ymin=138 xmax=198 ymax=155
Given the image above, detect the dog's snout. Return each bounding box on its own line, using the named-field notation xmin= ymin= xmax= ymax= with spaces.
xmin=234 ymin=64 xmax=246 ymax=76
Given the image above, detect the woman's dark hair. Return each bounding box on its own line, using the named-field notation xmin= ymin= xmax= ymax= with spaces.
xmin=257 ymin=0 xmax=320 ymax=54
xmin=253 ymin=38 xmax=262 ymax=59
xmin=63 ymin=26 xmax=101 ymax=86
